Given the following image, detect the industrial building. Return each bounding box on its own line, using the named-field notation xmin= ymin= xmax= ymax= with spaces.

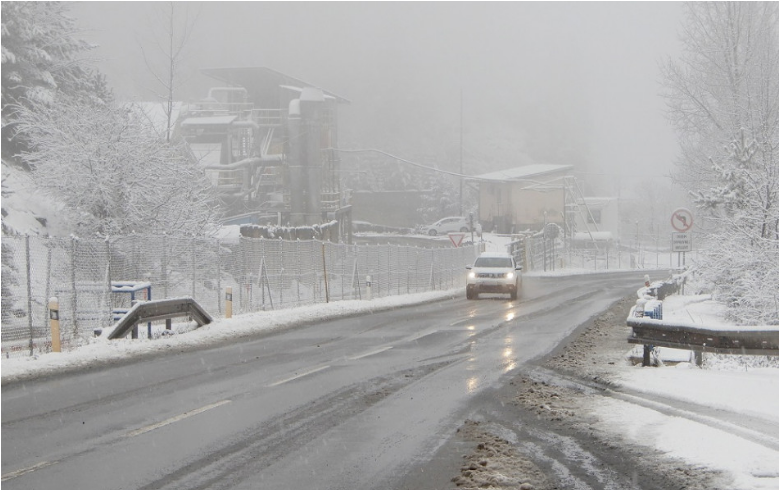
xmin=173 ymin=67 xmax=352 ymax=240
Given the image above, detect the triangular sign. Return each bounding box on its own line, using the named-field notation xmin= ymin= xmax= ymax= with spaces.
xmin=448 ymin=233 xmax=466 ymax=247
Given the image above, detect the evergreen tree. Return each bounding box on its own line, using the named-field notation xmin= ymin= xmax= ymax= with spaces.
xmin=1 ymin=1 xmax=111 ymax=157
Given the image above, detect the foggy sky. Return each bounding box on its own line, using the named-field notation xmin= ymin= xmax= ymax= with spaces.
xmin=72 ymin=1 xmax=684 ymax=194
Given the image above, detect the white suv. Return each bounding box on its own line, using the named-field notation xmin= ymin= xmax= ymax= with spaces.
xmin=465 ymin=252 xmax=522 ymax=300
xmin=420 ymin=216 xmax=471 ymax=236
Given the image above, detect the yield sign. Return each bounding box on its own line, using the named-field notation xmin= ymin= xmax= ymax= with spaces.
xmin=448 ymin=232 xmax=466 ymax=247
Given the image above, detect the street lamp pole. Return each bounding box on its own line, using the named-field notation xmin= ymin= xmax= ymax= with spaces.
xmin=459 ymin=89 xmax=463 ymax=217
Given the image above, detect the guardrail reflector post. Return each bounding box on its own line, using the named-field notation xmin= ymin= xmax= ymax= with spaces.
xmin=49 ymin=297 xmax=61 ymax=353
xmin=226 ymin=287 xmax=233 ymax=318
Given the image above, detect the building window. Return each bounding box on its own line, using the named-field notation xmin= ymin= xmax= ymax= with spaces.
xmin=588 ymin=208 xmax=602 ymax=224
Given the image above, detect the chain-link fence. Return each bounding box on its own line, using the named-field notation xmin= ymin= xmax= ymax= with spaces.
xmin=1 ymin=234 xmax=477 ymax=358
xmin=519 ymin=235 xmax=687 ymax=272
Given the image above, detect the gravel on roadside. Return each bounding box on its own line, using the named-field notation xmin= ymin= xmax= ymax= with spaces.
xmin=448 ymin=296 xmax=727 ymax=490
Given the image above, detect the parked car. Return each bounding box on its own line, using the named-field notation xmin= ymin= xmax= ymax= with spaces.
xmin=465 ymin=252 xmax=522 ymax=300
xmin=419 ymin=216 xmax=471 ymax=236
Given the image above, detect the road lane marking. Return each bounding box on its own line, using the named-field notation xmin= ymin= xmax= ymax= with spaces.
xmin=347 ymin=346 xmax=393 ymax=360
xmin=2 ymin=461 xmax=57 ymax=482
xmin=406 ymin=329 xmax=437 ymax=342
xmin=268 ymin=365 xmax=330 ymax=387
xmin=125 ymin=399 xmax=231 ymax=438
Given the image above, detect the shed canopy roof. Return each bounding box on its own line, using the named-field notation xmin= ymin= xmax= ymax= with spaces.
xmin=201 ymin=66 xmax=350 ymax=104
xmin=472 ymin=164 xmax=573 ymax=182
xmin=180 ymin=115 xmax=238 ymax=127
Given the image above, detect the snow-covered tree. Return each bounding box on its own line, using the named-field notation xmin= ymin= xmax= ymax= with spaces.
xmin=14 ymin=96 xmax=221 ymax=237
xmin=661 ymin=2 xmax=778 ymax=324
xmin=1 ymin=1 xmax=111 ymax=156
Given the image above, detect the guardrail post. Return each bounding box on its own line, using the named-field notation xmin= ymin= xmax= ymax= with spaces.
xmin=225 ymin=287 xmax=233 ymax=318
xmin=643 ymin=344 xmax=652 ymax=367
xmin=49 ymin=297 xmax=61 ymax=352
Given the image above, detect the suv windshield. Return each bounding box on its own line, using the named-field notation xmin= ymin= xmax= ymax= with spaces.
xmin=474 ymin=257 xmax=512 ymax=268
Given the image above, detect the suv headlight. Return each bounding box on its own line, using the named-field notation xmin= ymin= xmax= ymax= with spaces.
xmin=505 ymin=272 xmax=514 ymax=279
xmin=468 ymin=272 xmax=476 ymax=279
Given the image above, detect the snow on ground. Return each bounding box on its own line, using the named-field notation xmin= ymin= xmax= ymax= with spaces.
xmin=588 ymin=293 xmax=779 ymax=490
xmin=1 ymin=160 xmax=70 ymax=236
xmin=1 ymin=230 xmax=777 ymax=488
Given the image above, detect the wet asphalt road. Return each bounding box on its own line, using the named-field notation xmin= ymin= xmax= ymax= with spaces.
xmin=1 ymin=271 xmax=662 ymax=489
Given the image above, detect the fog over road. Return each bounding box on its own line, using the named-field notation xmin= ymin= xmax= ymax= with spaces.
xmin=2 ymin=271 xmax=658 ymax=489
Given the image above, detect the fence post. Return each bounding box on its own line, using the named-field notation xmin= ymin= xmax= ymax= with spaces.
xmin=240 ymin=237 xmax=247 ymax=312
xmin=216 ymin=238 xmax=222 ymax=315
xmin=105 ymin=238 xmax=112 ymax=326
xmin=322 ymin=242 xmax=330 ymax=303
xmin=430 ymin=250 xmax=434 ymax=290
xmin=25 ymin=235 xmax=33 ymax=356
xmin=162 ymin=235 xmax=168 ymax=298
xmin=44 ymin=239 xmax=52 ymax=342
xmin=71 ymin=236 xmax=78 ymax=340
xmin=296 ymin=241 xmax=301 ymax=302
xmin=191 ymin=240 xmax=197 ymax=299
xmin=352 ymin=258 xmax=360 ymax=300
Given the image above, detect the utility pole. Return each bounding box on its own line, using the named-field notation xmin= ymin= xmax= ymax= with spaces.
xmin=459 ymin=89 xmax=463 ymax=217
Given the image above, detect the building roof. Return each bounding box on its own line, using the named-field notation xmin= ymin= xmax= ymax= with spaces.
xmin=180 ymin=115 xmax=238 ymax=127
xmin=471 ymin=164 xmax=573 ymax=182
xmin=201 ymin=66 xmax=351 ymax=105
xmin=581 ymin=196 xmax=617 ymax=206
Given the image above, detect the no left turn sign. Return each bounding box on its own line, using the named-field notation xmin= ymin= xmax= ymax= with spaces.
xmin=671 ymin=208 xmax=693 ymax=232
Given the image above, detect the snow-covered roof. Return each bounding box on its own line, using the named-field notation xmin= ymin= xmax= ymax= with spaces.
xmin=472 ymin=164 xmax=573 ymax=182
xmin=280 ymin=85 xmax=337 ymax=101
xmin=201 ymin=66 xmax=350 ymax=104
xmin=581 ymin=196 xmax=617 ymax=206
xmin=180 ymin=115 xmax=238 ymax=127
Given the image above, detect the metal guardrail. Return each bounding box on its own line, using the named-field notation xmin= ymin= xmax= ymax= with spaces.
xmin=627 ymin=318 xmax=779 ymax=356
xmin=105 ymin=298 xmax=212 ymax=340
xmin=626 ymin=271 xmax=779 ymax=366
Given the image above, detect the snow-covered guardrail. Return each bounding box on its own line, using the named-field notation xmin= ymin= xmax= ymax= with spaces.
xmin=627 ymin=318 xmax=779 ymax=357
xmin=627 ymin=272 xmax=779 ymax=366
xmin=101 ymin=297 xmax=212 ymax=340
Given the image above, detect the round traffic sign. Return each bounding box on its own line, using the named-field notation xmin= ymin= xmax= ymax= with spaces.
xmin=671 ymin=208 xmax=693 ymax=232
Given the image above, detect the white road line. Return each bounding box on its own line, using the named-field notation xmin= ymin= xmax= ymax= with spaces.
xmin=268 ymin=365 xmax=330 ymax=387
xmin=347 ymin=346 xmax=393 ymax=360
xmin=125 ymin=399 xmax=231 ymax=438
xmin=406 ymin=329 xmax=437 ymax=342
xmin=2 ymin=461 xmax=57 ymax=482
